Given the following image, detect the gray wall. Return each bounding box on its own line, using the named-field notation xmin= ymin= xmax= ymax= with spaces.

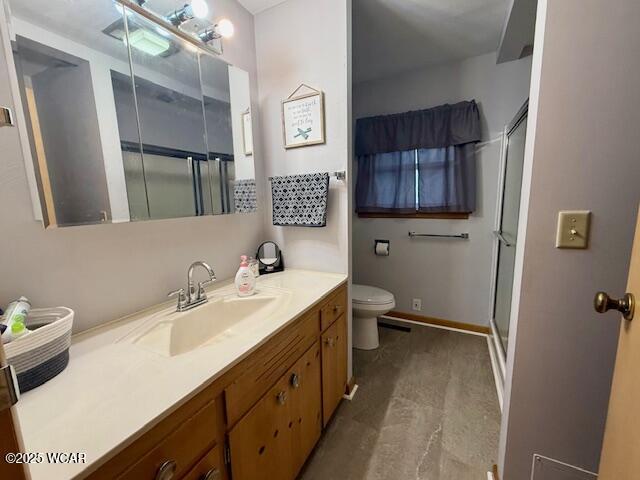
xmin=255 ymin=0 xmax=351 ymax=370
xmin=500 ymin=0 xmax=640 ymax=477
xmin=0 ymin=0 xmax=264 ymax=333
xmin=255 ymin=0 xmax=350 ymax=275
xmin=352 ymin=52 xmax=532 ymax=326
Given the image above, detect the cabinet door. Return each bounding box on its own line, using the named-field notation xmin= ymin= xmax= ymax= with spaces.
xmin=228 ymin=375 xmax=294 ymax=480
xmin=321 ymin=314 xmax=348 ymax=426
xmin=290 ymin=341 xmax=322 ymax=475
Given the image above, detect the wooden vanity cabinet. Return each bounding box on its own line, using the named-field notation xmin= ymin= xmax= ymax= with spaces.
xmin=88 ymin=282 xmax=347 ymax=480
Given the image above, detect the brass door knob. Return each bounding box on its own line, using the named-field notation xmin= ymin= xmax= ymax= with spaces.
xmin=594 ymin=292 xmax=635 ymax=320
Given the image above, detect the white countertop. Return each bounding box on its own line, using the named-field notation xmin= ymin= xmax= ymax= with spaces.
xmin=15 ymin=269 xmax=347 ymax=480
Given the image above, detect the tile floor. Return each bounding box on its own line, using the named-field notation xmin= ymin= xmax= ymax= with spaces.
xmin=300 ymin=322 xmax=500 ymax=480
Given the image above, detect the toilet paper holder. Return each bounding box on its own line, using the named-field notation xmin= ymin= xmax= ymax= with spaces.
xmin=374 ymin=240 xmax=390 ymax=256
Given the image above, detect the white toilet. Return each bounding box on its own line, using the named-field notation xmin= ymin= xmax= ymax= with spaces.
xmin=352 ymin=284 xmax=396 ymax=350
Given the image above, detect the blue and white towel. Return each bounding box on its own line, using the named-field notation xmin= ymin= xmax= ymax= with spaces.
xmin=271 ymin=173 xmax=329 ymax=227
xmin=234 ymin=179 xmax=257 ymax=213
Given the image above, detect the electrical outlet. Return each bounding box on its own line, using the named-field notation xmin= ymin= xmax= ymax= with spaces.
xmin=412 ymin=298 xmax=422 ymax=311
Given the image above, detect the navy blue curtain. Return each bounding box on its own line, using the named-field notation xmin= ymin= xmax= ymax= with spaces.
xmin=355 ymin=151 xmax=416 ymax=213
xmin=355 ymin=100 xmax=480 ymax=214
xmin=417 ymin=144 xmax=476 ymax=212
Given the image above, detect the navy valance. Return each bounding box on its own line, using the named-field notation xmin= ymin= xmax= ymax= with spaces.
xmin=355 ymin=100 xmax=482 ymax=156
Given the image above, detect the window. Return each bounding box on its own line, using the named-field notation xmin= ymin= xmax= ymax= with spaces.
xmin=354 ymin=101 xmax=480 ymax=219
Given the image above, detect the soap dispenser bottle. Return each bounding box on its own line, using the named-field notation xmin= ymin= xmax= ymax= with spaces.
xmin=235 ymin=255 xmax=256 ymax=297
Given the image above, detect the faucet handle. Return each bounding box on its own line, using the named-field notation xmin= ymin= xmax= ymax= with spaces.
xmin=168 ymin=288 xmax=187 ymax=309
xmin=197 ymin=279 xmax=216 ymax=298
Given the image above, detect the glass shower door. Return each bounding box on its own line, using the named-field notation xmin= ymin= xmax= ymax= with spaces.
xmin=493 ymin=104 xmax=528 ymax=355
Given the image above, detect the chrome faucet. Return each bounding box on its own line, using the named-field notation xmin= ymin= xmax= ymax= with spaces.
xmin=168 ymin=261 xmax=217 ymax=312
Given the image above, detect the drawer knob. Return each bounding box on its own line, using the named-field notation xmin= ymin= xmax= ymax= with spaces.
xmin=325 ymin=337 xmax=335 ymax=348
xmin=290 ymin=373 xmax=300 ymax=389
xmin=156 ymin=460 xmax=177 ymax=480
xmin=276 ymin=391 xmax=287 ymax=405
xmin=333 ymin=305 xmax=339 ymax=312
xmin=202 ymin=468 xmax=220 ymax=480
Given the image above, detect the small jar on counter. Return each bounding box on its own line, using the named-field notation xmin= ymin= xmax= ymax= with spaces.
xmin=248 ymin=257 xmax=260 ymax=278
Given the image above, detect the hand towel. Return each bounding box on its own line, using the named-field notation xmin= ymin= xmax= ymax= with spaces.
xmin=271 ymin=173 xmax=329 ymax=227
xmin=234 ymin=179 xmax=257 ymax=213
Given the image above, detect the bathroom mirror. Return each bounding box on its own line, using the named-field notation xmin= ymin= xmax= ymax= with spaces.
xmin=6 ymin=0 xmax=257 ymax=228
xmin=256 ymin=241 xmax=284 ymax=274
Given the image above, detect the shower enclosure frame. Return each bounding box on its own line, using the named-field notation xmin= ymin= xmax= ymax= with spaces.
xmin=488 ymin=100 xmax=529 ymax=388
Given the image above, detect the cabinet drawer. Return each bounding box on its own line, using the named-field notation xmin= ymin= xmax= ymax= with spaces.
xmin=225 ymin=309 xmax=320 ymax=427
xmin=119 ymin=399 xmax=218 ymax=480
xmin=182 ymin=444 xmax=223 ymax=480
xmin=321 ymin=284 xmax=348 ymax=332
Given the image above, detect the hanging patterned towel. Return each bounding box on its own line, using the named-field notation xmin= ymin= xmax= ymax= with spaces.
xmin=271 ymin=173 xmax=329 ymax=227
xmin=234 ymin=179 xmax=257 ymax=213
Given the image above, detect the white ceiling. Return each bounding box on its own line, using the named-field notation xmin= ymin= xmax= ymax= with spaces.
xmin=354 ymin=0 xmax=510 ymax=83
xmin=237 ymin=0 xmax=287 ymax=15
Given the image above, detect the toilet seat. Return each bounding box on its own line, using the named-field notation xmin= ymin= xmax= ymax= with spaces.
xmin=352 ymin=284 xmax=394 ymax=306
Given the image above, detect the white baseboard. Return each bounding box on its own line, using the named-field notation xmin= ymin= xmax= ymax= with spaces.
xmin=487 ymin=336 xmax=504 ymax=412
xmin=343 ymin=383 xmax=358 ymax=401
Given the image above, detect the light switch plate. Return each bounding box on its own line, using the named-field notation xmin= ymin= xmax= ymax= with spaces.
xmin=555 ymin=210 xmax=591 ymax=249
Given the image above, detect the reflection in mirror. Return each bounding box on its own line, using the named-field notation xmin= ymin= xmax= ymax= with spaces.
xmin=257 ymin=241 xmax=284 ymax=275
xmin=228 ymin=66 xmax=257 ymax=214
xmin=199 ymin=53 xmax=234 ymax=215
xmin=10 ymin=2 xmax=138 ymax=227
xmin=123 ymin=8 xmax=208 ymax=221
xmin=7 ymin=0 xmax=257 ymax=228
xmin=259 ymin=242 xmax=279 ymax=264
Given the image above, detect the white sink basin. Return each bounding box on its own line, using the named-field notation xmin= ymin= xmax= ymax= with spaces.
xmin=120 ymin=287 xmax=291 ymax=357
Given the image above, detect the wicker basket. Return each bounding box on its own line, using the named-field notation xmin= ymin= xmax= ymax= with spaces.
xmin=4 ymin=307 xmax=74 ymax=393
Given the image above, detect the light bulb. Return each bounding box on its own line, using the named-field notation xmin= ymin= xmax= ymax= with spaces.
xmin=190 ymin=0 xmax=209 ymax=19
xmin=216 ymin=18 xmax=234 ymax=38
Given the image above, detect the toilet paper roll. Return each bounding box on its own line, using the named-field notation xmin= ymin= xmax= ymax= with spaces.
xmin=375 ymin=242 xmax=389 ymax=256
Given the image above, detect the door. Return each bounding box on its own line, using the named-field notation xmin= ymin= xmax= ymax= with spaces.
xmin=290 ymin=341 xmax=322 ymax=475
xmin=0 ymin=343 xmax=28 ymax=480
xmin=598 ymin=208 xmax=640 ymax=478
xmin=321 ymin=314 xmax=347 ymax=426
xmin=229 ymin=341 xmax=322 ymax=480
xmin=229 ymin=371 xmax=294 ymax=480
xmin=492 ymin=102 xmax=528 ymax=355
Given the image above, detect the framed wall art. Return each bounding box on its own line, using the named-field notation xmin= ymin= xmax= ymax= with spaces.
xmin=281 ymin=84 xmax=325 ymax=149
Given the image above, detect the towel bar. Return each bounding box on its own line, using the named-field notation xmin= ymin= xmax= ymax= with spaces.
xmin=408 ymin=231 xmax=469 ymax=239
xmin=268 ymin=171 xmax=346 ymax=181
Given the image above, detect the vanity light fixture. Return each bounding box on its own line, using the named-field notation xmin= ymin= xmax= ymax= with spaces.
xmin=216 ymin=19 xmax=235 ymax=38
xmin=198 ymin=18 xmax=234 ymax=43
xmin=166 ymin=0 xmax=209 ymax=27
